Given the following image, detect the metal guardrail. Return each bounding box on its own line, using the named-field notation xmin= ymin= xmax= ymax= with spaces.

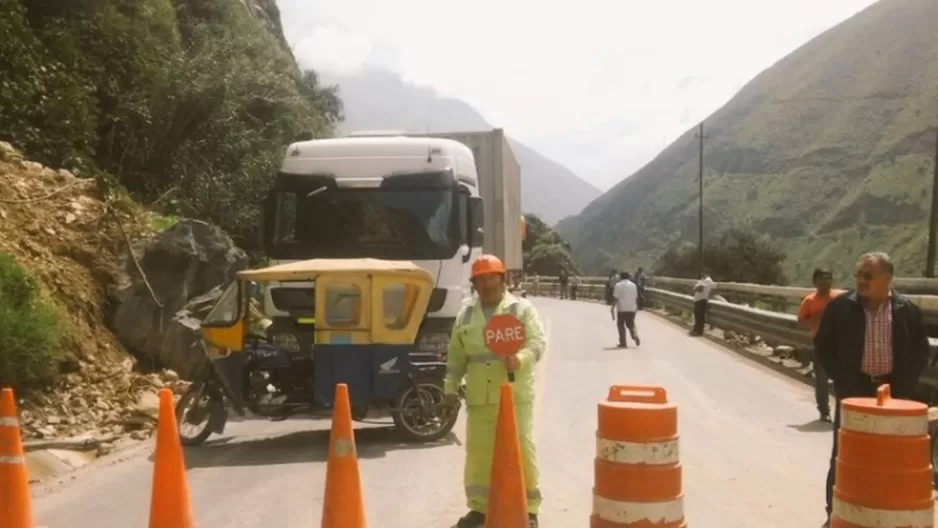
xmin=649 ymin=277 xmax=938 ymax=313
xmin=527 ymin=275 xmax=938 ymax=295
xmin=642 ymin=288 xmax=814 ymax=349
xmin=520 ymin=278 xmax=938 ymax=400
xmin=524 ymin=276 xmax=938 ymax=319
xmin=521 ymin=280 xmax=811 ymax=348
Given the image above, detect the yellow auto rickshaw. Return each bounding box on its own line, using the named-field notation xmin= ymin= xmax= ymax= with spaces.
xmin=174 ymin=258 xmax=460 ymax=445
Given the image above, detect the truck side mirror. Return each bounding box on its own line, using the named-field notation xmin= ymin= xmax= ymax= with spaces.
xmin=260 ymin=193 xmax=277 ymax=250
xmin=468 ymin=197 xmax=484 ymax=248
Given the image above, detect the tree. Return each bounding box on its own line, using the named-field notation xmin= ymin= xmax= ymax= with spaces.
xmin=300 ymin=70 xmax=344 ymax=125
xmin=0 ymin=0 xmax=343 ymax=251
xmin=523 ymin=214 xmax=579 ymax=275
xmin=652 ymin=228 xmax=788 ymax=284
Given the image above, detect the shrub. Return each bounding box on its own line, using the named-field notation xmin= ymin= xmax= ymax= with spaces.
xmin=653 ymin=228 xmax=788 ymax=284
xmin=0 ymin=252 xmax=64 ymax=393
xmin=523 ymin=214 xmax=580 ymax=275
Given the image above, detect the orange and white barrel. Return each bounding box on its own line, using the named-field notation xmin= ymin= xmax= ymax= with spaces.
xmin=591 ymin=385 xmax=686 ymax=528
xmin=831 ymin=384 xmax=934 ymax=528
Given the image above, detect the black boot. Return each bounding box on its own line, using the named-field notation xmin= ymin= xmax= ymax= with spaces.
xmin=455 ymin=511 xmax=485 ymax=528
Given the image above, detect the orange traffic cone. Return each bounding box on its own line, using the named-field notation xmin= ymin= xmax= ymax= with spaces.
xmin=485 ymin=382 xmax=528 ymax=528
xmin=321 ymin=383 xmax=366 ymax=528
xmin=0 ymin=388 xmax=34 ymax=528
xmin=148 ymin=388 xmax=195 ymax=528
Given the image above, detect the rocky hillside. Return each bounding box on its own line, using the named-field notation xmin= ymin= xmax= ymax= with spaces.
xmin=0 ymin=0 xmax=334 ymax=452
xmin=321 ymin=68 xmax=601 ymax=225
xmin=558 ymin=0 xmax=938 ymax=280
xmin=0 ymin=142 xmax=189 ymax=447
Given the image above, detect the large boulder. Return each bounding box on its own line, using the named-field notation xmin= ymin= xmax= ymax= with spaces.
xmin=108 ymin=219 xmax=249 ymax=378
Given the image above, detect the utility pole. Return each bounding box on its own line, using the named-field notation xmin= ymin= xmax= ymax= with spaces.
xmin=926 ymin=118 xmax=938 ymax=277
xmin=695 ymin=122 xmax=709 ymax=278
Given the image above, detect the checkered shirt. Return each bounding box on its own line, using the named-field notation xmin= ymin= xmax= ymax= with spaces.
xmin=861 ymin=300 xmax=893 ymax=377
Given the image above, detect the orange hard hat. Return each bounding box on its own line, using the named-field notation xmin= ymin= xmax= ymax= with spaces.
xmin=471 ymin=254 xmax=506 ymax=279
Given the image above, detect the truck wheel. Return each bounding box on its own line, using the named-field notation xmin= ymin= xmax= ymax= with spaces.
xmin=392 ymin=378 xmax=459 ymax=443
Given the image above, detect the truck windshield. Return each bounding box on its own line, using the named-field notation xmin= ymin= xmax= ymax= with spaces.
xmin=266 ymin=187 xmax=458 ymax=260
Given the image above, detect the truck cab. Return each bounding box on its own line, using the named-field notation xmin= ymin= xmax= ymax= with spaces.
xmin=259 ymin=134 xmax=485 ymax=362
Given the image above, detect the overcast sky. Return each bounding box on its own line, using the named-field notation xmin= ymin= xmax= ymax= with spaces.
xmin=277 ymin=0 xmax=879 ymax=191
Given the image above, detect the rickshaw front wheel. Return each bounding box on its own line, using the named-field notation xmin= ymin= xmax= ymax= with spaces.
xmin=392 ymin=378 xmax=459 ymax=443
xmin=175 ymin=383 xmax=221 ymax=447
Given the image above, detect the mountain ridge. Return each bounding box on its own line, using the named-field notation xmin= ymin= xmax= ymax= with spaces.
xmin=320 ymin=68 xmax=601 ymax=225
xmin=558 ymin=0 xmax=938 ymax=280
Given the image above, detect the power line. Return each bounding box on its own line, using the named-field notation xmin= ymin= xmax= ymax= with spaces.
xmin=694 ymin=122 xmax=710 ymax=278
xmin=926 ymin=116 xmax=938 ymax=277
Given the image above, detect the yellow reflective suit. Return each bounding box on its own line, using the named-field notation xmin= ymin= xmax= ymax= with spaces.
xmin=444 ymin=293 xmax=546 ymax=515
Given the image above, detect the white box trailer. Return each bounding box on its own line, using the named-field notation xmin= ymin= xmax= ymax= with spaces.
xmin=414 ymin=129 xmax=523 ymax=271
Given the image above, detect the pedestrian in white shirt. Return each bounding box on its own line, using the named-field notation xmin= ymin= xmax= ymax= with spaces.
xmin=610 ymin=271 xmax=641 ymax=348
xmin=690 ymin=273 xmax=716 ymax=336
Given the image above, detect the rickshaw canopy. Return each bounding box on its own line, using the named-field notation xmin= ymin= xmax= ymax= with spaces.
xmin=201 ymin=258 xmax=436 ymax=352
xmin=235 ymin=258 xmax=433 ymax=283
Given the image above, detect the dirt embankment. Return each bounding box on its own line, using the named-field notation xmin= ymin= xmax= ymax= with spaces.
xmin=0 ymin=141 xmax=185 ymax=448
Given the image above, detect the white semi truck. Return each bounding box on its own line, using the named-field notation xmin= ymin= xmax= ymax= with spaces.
xmin=259 ymin=129 xmax=523 ymax=361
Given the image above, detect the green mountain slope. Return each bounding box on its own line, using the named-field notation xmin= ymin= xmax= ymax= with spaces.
xmin=557 ymin=0 xmax=938 ymax=280
xmin=321 ymin=69 xmax=601 ymax=224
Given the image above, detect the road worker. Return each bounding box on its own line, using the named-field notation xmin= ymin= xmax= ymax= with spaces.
xmin=443 ymin=254 xmax=546 ymax=528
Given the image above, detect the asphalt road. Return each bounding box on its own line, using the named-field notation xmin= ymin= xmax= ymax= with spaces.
xmin=31 ymin=297 xmax=834 ymax=527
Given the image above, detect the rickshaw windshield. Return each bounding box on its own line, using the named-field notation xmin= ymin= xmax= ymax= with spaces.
xmin=382 ymin=283 xmax=420 ymax=330
xmin=203 ymin=281 xmax=242 ymax=327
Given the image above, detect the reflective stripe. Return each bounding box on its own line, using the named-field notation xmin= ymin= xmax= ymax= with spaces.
xmin=332 ymin=438 xmax=356 ymax=459
xmin=833 ymin=497 xmax=934 ymax=527
xmin=596 ymin=437 xmax=680 ymax=465
xmin=593 ymin=495 xmax=684 ymax=525
xmin=0 ymin=417 xmax=18 ymax=426
xmin=461 ymin=298 xmax=522 ymax=326
xmin=468 ymin=352 xmax=501 ymax=363
xmin=841 ymin=408 xmax=929 ymax=437
xmin=466 ymin=485 xmax=542 ymax=501
xmin=0 ymin=455 xmax=24 ymax=464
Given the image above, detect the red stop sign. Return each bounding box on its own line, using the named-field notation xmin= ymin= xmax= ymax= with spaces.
xmin=484 ymin=314 xmax=526 ymax=357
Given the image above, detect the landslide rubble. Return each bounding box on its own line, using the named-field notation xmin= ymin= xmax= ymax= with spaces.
xmin=0 ymin=140 xmax=187 ymax=448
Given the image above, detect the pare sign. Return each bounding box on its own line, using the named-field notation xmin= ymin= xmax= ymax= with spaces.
xmin=484 ymin=314 xmax=526 ymax=357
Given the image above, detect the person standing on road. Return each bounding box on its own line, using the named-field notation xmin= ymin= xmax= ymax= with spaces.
xmin=690 ymin=272 xmax=716 ymax=336
xmin=796 ymin=268 xmax=840 ymax=423
xmin=611 ymin=271 xmax=641 ymax=348
xmin=570 ymin=274 xmax=580 ymax=300
xmin=558 ymin=268 xmax=568 ymax=299
xmin=443 ymin=254 xmax=546 ymax=528
xmin=814 ymin=252 xmax=930 ymax=527
xmin=632 ymin=267 xmax=647 ymax=310
xmin=604 ymin=269 xmax=618 ymax=305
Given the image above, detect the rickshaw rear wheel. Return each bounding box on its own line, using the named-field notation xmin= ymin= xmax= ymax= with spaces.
xmin=392 ymin=378 xmax=459 ymax=442
xmin=175 ymin=383 xmax=220 ymax=447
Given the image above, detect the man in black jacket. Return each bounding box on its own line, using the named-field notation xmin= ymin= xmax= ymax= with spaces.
xmin=814 ymin=252 xmax=930 ymax=527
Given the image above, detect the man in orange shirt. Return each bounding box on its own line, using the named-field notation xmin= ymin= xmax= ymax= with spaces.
xmin=797 ymin=268 xmax=839 ymax=422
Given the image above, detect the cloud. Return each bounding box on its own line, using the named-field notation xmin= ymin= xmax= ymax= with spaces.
xmin=278 ymin=0 xmax=879 ymax=190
